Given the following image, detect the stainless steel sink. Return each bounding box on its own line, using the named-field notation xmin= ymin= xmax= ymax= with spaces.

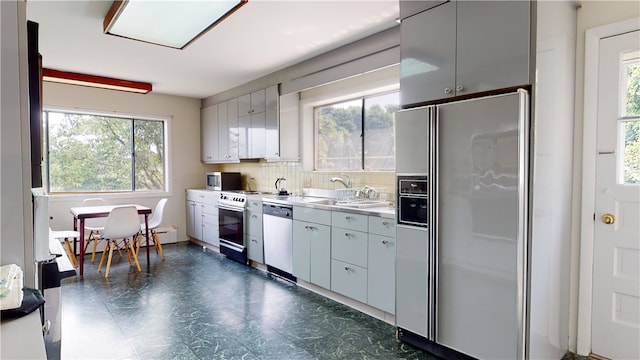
xmin=333 ymin=200 xmax=391 ymax=208
xmin=287 ymin=196 xmax=336 ymax=205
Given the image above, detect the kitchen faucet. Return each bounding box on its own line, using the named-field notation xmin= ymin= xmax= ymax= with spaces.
xmin=329 ymin=174 xmax=351 ymax=188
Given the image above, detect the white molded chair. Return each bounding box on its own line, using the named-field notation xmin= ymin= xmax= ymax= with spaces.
xmin=136 ymin=198 xmax=167 ymax=260
xmin=83 ymin=198 xmax=107 ymax=263
xmin=97 ymin=206 xmax=141 ymax=277
xmin=50 ymin=229 xmax=80 ymax=267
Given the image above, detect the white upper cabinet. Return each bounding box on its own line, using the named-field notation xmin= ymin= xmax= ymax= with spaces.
xmin=265 ymin=85 xmax=280 ymax=159
xmin=200 ymin=104 xmax=219 ymax=163
xmin=400 ymin=1 xmax=530 ymax=106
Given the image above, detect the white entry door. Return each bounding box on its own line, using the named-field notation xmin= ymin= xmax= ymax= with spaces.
xmin=592 ymin=30 xmax=640 ymax=360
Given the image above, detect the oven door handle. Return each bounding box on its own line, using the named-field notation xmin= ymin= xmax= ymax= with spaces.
xmin=217 ymin=204 xmax=244 ymax=212
xmin=220 ymin=239 xmax=245 ymax=252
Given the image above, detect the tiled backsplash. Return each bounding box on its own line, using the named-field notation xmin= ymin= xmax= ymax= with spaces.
xmin=216 ymin=161 xmax=395 ymax=201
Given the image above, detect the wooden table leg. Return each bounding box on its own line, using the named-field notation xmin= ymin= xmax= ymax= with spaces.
xmin=78 ymin=218 xmax=85 ymax=276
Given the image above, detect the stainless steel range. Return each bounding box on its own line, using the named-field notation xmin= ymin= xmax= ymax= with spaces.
xmin=217 ymin=192 xmax=247 ymax=264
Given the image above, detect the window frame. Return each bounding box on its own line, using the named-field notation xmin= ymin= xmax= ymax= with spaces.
xmin=42 ymin=107 xmax=171 ymax=197
xmin=298 ymin=64 xmax=400 ymax=172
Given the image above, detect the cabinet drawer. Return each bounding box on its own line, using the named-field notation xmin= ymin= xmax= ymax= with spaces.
xmin=247 ymin=235 xmax=264 ymax=263
xmin=202 ymin=212 xmax=218 ymax=226
xmin=247 ymin=198 xmax=262 ymax=213
xmin=331 ymin=259 xmax=367 ymax=304
xmin=293 ymin=206 xmax=331 ymax=225
xmin=247 ymin=211 xmax=262 ymax=237
xmin=368 ymin=216 xmax=396 ymax=237
xmin=331 ymin=211 xmax=368 ymax=232
xmin=186 ymin=190 xmax=204 ymax=201
xmin=331 ymin=227 xmax=367 ymax=268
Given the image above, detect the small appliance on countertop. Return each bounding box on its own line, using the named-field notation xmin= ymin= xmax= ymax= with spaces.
xmin=274 ymin=177 xmax=289 ymax=196
xmin=206 ymin=172 xmax=241 ymax=191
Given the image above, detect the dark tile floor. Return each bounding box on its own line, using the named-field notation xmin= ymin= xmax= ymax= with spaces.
xmin=61 ymin=242 xmax=437 ymax=359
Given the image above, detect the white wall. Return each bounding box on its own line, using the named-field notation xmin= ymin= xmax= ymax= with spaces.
xmin=569 ymin=1 xmax=640 ymax=355
xmin=43 ymin=82 xmax=205 ymax=242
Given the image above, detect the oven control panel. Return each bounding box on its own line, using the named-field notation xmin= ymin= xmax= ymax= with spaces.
xmin=219 ymin=192 xmax=247 ymax=208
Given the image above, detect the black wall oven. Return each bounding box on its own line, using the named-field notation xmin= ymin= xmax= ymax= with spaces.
xmin=217 ymin=193 xmax=247 ymax=264
xmin=397 ymin=174 xmax=428 ymax=227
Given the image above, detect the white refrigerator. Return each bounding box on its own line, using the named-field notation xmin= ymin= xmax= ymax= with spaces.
xmin=396 ymin=90 xmax=530 ymax=360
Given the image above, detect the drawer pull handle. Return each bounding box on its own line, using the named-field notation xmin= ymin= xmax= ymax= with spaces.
xmin=308 ymin=226 xmax=315 ymax=230
xmin=252 ymin=214 xmax=258 ymax=218
xmin=344 ymin=266 xmax=350 ymax=271
xmin=382 ymin=239 xmax=389 ymax=245
xmin=345 ymin=215 xmax=352 ymax=221
xmin=382 ymin=221 xmax=388 ymax=225
xmin=252 ymin=239 xmax=257 ymax=243
xmin=344 ymin=232 xmax=352 ymax=238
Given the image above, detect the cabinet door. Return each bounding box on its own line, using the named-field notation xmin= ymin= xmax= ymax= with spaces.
xmin=455 ymin=1 xmax=530 ymax=95
xmin=217 ymin=101 xmax=229 ymax=160
xmin=250 ymin=89 xmax=266 ymax=113
xmin=200 ymin=105 xmax=219 ymax=162
xmin=400 ymin=2 xmax=456 ymax=106
xmin=238 ymin=94 xmax=251 ymax=116
xmin=247 ymin=210 xmax=262 ymax=237
xmin=396 ymin=225 xmax=429 ymax=337
xmin=265 ymin=85 xmax=280 ymax=159
xmin=331 ymin=259 xmax=367 ymax=303
xmin=227 ymin=98 xmax=239 ymax=161
xmin=395 ymin=107 xmax=430 ymax=174
xmin=278 ymin=92 xmax=300 ymax=161
xmin=292 ymin=220 xmax=311 ymax=282
xmin=368 ymin=234 xmax=395 ymax=314
xmin=238 ymin=114 xmax=250 ymax=159
xmin=247 ymin=235 xmax=264 ymax=263
xmin=250 ymin=112 xmax=266 ymax=158
xmin=186 ymin=200 xmax=196 ymax=238
xmin=309 ymin=223 xmax=331 ymax=289
xmin=194 ymin=203 xmax=204 ymax=241
xmin=202 ymin=219 xmax=219 ymax=247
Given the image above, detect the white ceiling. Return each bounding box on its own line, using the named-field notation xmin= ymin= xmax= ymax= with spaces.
xmin=27 ymin=0 xmax=400 ymax=99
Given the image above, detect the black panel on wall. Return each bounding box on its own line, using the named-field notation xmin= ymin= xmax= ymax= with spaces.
xmin=27 ymin=20 xmax=42 ymax=188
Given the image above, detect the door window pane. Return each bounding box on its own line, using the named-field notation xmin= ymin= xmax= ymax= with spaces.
xmin=622 ymin=120 xmax=640 ymax=184
xmin=621 ymin=51 xmax=639 ymax=185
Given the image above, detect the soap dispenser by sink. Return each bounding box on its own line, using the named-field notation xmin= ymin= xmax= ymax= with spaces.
xmin=275 ymin=177 xmax=289 ymax=196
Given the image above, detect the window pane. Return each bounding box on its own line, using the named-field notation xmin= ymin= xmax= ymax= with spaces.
xmin=316 ymin=99 xmax=363 ymax=170
xmin=623 ymin=56 xmax=640 ymax=117
xmin=48 ymin=112 xmax=132 ymax=192
xmin=364 ymin=92 xmax=398 ymax=170
xmin=134 ymin=120 xmax=165 ymax=191
xmin=623 ymin=120 xmax=640 ymax=184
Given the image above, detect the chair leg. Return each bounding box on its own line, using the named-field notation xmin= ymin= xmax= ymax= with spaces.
xmin=126 ymin=240 xmax=141 ymax=272
xmin=91 ymin=234 xmax=99 ymax=263
xmin=124 ymin=239 xmax=133 ymax=265
xmin=63 ymin=239 xmax=78 ymax=267
xmin=134 ymin=233 xmax=141 ymax=257
xmin=105 ymin=241 xmax=115 ymax=278
xmin=98 ymin=241 xmax=109 ymax=272
xmin=152 ymin=231 xmax=165 ymax=260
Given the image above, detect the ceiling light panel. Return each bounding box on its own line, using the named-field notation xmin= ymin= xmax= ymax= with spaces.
xmin=104 ymin=0 xmax=246 ymax=49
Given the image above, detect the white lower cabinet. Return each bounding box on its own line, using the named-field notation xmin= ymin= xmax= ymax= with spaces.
xmin=246 ymin=198 xmax=264 ymax=263
xmin=186 ymin=190 xmax=219 ymax=247
xmin=292 ymin=206 xmax=331 ymax=289
xmin=331 ymin=259 xmax=367 ymax=304
xmin=293 ymin=220 xmax=331 ymax=289
xmin=367 ymin=233 xmax=395 ymax=314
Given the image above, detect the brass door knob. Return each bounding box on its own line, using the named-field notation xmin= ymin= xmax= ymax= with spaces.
xmin=602 ymin=213 xmax=616 ymax=225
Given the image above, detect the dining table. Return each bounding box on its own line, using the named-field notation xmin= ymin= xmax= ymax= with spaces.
xmin=70 ymin=204 xmax=152 ymax=276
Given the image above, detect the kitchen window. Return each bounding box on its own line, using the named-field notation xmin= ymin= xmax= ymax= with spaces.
xmin=44 ymin=110 xmax=166 ymax=193
xmin=314 ymin=91 xmax=398 ymax=171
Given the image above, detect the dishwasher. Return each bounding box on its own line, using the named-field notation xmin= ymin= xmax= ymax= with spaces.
xmin=262 ymin=201 xmax=295 ymax=281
